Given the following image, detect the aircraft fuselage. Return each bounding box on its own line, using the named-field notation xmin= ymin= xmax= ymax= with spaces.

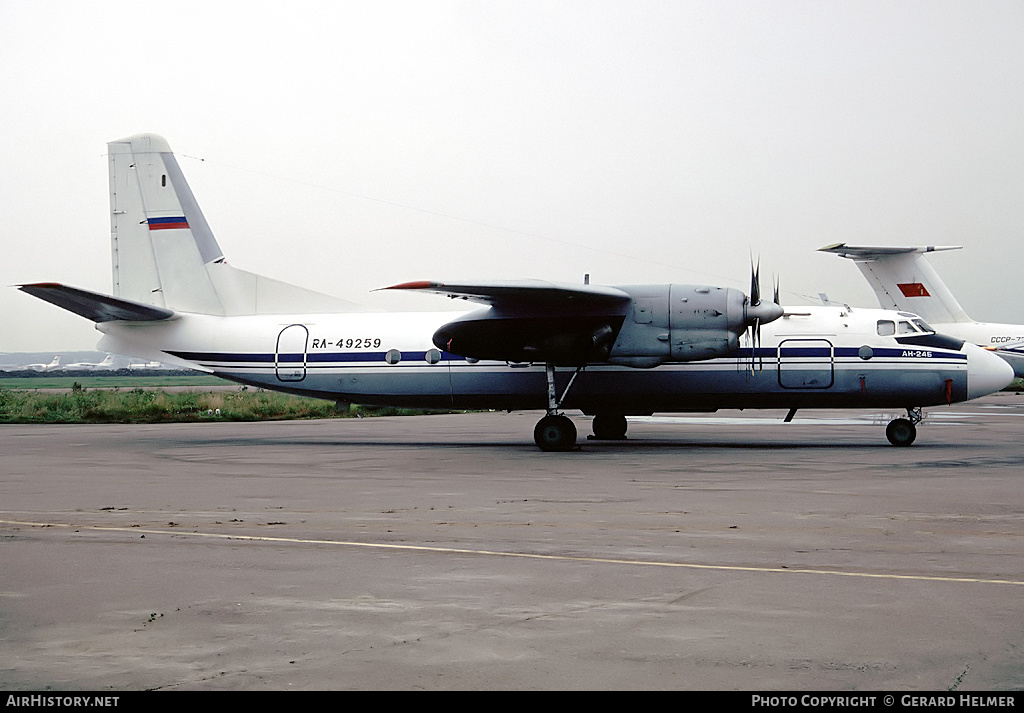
xmin=96 ymin=304 xmax=995 ymax=415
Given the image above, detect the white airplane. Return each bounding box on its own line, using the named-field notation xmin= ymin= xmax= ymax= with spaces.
xmin=20 ymin=355 xmax=63 ymax=372
xmin=62 ymin=354 xmax=118 ymax=371
xmin=820 ymin=244 xmax=1024 ymax=377
xmin=16 ymin=134 xmax=1014 ymax=449
xmin=128 ymin=359 xmax=173 ymax=370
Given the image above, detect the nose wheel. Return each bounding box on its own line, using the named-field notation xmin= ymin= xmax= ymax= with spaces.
xmin=886 ymin=407 xmax=922 ymax=446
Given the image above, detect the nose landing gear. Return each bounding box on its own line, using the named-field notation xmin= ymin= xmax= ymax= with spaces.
xmin=886 ymin=407 xmax=922 ymax=446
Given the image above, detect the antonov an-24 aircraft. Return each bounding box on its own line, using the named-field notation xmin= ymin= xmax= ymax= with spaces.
xmin=18 ymin=134 xmax=1014 ymax=449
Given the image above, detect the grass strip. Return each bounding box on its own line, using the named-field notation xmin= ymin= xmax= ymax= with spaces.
xmin=0 ymin=385 xmax=442 ymax=424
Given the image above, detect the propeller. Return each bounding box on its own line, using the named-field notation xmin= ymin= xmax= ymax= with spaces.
xmin=744 ymin=258 xmax=784 ymax=373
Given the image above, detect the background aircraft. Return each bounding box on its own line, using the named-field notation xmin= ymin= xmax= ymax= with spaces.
xmin=127 ymin=360 xmax=174 ymax=371
xmin=17 ymin=355 xmax=63 ymax=372
xmin=16 ymin=135 xmax=1014 ymax=449
xmin=820 ymin=244 xmax=1024 ymax=377
xmin=62 ymin=354 xmax=117 ymax=371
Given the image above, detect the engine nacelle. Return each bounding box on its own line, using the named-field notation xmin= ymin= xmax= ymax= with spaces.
xmin=607 ymin=284 xmax=748 ymax=367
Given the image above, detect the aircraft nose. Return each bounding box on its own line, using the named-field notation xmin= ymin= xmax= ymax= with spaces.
xmin=965 ymin=343 xmax=1015 ymax=399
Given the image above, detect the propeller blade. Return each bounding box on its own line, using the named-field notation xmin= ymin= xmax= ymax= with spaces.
xmin=751 ymin=316 xmax=762 ymax=373
xmin=744 ymin=259 xmax=782 ymax=376
xmin=749 ymin=257 xmax=761 ymax=306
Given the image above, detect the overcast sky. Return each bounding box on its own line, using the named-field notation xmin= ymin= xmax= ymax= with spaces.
xmin=3 ymin=0 xmax=1023 ymax=352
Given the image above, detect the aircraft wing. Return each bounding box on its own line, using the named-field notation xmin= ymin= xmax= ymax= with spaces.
xmin=385 ymin=280 xmax=633 ymax=364
xmin=383 ymin=279 xmax=631 ymax=306
xmin=18 ymin=283 xmax=177 ymax=322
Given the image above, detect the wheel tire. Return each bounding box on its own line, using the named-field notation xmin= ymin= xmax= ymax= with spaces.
xmin=886 ymin=418 xmax=917 ymax=447
xmin=534 ymin=415 xmax=577 ymax=452
xmin=592 ymin=413 xmax=627 ymax=440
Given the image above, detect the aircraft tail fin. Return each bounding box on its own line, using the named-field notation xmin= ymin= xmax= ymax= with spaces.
xmin=818 ymin=243 xmax=971 ymax=324
xmin=108 ymin=134 xmax=361 ymax=316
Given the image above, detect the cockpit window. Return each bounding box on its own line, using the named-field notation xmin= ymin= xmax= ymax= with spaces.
xmin=897 ymin=321 xmax=917 ymax=334
xmin=911 ymin=318 xmax=933 ymax=333
xmin=877 ymin=320 xmax=895 ymax=336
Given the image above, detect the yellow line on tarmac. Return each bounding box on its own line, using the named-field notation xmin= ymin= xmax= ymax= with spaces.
xmin=3 ymin=518 xmax=1022 ymax=587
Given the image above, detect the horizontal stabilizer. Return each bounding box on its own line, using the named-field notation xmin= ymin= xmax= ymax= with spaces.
xmin=818 ymin=243 xmax=962 ymax=259
xmin=18 ymin=283 xmax=176 ymax=322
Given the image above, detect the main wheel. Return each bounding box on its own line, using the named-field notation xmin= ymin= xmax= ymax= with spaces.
xmin=534 ymin=414 xmax=577 ymax=452
xmin=886 ymin=418 xmax=917 ymax=447
xmin=592 ymin=412 xmax=627 ymax=440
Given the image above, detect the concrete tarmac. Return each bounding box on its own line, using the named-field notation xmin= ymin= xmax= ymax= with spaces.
xmin=1 ymin=393 xmax=1022 ymax=690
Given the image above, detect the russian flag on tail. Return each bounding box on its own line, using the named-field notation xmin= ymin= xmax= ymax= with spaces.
xmin=147 ymin=216 xmax=189 ymax=230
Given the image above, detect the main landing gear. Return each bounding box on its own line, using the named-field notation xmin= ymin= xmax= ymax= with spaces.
xmin=531 ymin=364 xmax=631 ymax=450
xmin=533 ymin=364 xmax=584 ymax=452
xmin=591 ymin=412 xmax=628 ymax=440
xmin=534 ymin=414 xmax=577 ymax=452
xmin=886 ymin=407 xmax=922 ymax=447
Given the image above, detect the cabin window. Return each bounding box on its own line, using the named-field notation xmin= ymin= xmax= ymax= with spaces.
xmin=384 ymin=349 xmax=401 ymax=365
xmin=876 ymin=320 xmax=895 ymax=336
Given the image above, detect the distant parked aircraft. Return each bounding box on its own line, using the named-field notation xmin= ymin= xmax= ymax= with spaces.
xmin=63 ymin=354 xmax=118 ymax=371
xmin=820 ymin=244 xmax=1024 ymax=377
xmin=128 ymin=360 xmax=174 ymax=370
xmin=19 ymin=355 xmax=63 ymax=372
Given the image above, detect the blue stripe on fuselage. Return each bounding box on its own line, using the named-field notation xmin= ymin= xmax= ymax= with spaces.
xmin=164 ymin=346 xmax=966 ymax=369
